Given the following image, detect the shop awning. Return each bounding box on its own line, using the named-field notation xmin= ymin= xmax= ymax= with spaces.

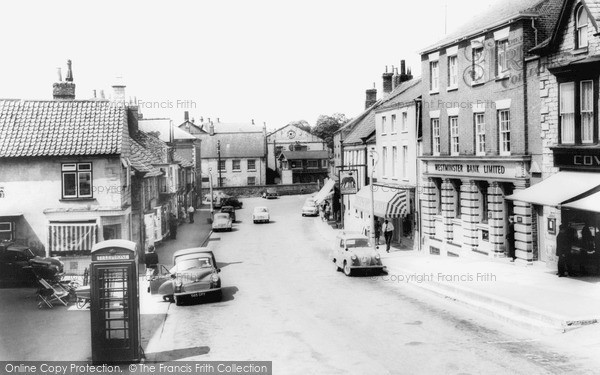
xmin=354 ymin=185 xmax=408 ymax=218
xmin=314 ymin=179 xmax=335 ymax=205
xmin=505 ymin=171 xmax=600 ymax=206
xmin=563 ymin=191 xmax=600 ymax=213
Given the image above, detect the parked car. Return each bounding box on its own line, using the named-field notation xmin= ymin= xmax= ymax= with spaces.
xmin=221 ymin=197 xmax=243 ymax=209
xmin=203 ymin=193 xmax=231 ymax=209
xmin=262 ymin=188 xmax=278 ymax=199
xmin=212 ymin=213 xmax=233 ymax=231
xmin=149 ymin=247 xmax=222 ymax=305
xmin=220 ymin=205 xmax=236 ymax=222
xmin=301 ymin=198 xmax=319 ymax=217
xmin=252 ymin=206 xmax=270 ymax=223
xmin=330 ymin=232 xmax=383 ymax=276
xmin=0 ymin=242 xmax=64 ymax=285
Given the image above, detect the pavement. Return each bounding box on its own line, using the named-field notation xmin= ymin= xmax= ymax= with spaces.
xmin=0 ymin=206 xmax=214 ymax=362
xmin=315 ymin=217 xmax=600 ymax=334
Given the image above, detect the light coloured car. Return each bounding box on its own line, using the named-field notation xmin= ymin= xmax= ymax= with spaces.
xmin=301 ymin=198 xmax=319 ymax=217
xmin=252 ymin=206 xmax=270 ymax=223
xmin=212 ymin=213 xmax=233 ymax=231
xmin=330 ymin=232 xmax=383 ymax=276
xmin=149 ymin=248 xmax=222 ymax=305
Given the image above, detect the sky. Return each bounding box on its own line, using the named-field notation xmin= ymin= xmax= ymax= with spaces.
xmin=0 ymin=0 xmax=501 ymax=132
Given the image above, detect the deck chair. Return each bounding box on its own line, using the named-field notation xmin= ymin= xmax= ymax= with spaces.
xmin=36 ymin=278 xmax=69 ymax=309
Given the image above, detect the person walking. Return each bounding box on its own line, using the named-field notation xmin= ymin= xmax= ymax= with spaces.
xmin=324 ymin=201 xmax=331 ymax=221
xmin=556 ymin=223 xmax=571 ymax=277
xmin=144 ymin=245 xmax=159 ymax=276
xmin=506 ymin=216 xmax=516 ymax=262
xmin=187 ymin=204 xmax=195 ymax=223
xmin=374 ymin=219 xmax=381 ymax=246
xmin=382 ymin=219 xmax=394 ymax=252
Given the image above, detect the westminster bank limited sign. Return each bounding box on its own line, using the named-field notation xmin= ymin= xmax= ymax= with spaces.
xmin=422 ymin=158 xmax=528 ymax=179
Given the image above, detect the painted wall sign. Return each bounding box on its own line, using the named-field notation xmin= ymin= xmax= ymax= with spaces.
xmin=553 ymin=148 xmax=600 ymax=171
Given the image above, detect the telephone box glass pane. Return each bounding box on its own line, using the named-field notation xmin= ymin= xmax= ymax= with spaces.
xmin=99 ymin=267 xmax=130 ymax=347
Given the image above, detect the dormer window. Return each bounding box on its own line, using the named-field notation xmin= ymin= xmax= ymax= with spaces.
xmin=576 ymin=5 xmax=589 ymax=49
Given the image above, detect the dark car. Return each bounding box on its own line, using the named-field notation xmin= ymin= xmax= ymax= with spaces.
xmin=262 ymin=188 xmax=278 ymax=199
xmin=220 ymin=205 xmax=236 ymax=222
xmin=221 ymin=197 xmax=243 ymax=209
xmin=0 ymin=242 xmax=64 ymax=286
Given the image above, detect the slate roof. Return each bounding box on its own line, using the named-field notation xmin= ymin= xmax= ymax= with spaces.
xmin=173 ymin=150 xmax=194 ymax=168
xmin=133 ymin=130 xmax=169 ymax=164
xmin=0 ymin=99 xmax=126 ymax=158
xmin=421 ymin=0 xmax=552 ymax=54
xmin=139 ymin=118 xmax=196 ymax=142
xmin=201 ymin=133 xmax=265 ymax=158
xmin=279 ymin=150 xmax=329 ymax=160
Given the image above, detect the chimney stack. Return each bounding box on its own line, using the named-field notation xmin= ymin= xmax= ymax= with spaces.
xmin=382 ymin=65 xmax=393 ymax=94
xmin=401 ymin=60 xmax=406 ymax=76
xmin=365 ymin=82 xmax=377 ymax=109
xmin=399 ymin=60 xmax=413 ymax=84
xmin=112 ymin=76 xmax=126 ymax=103
xmin=209 ymin=121 xmax=215 ymax=136
xmin=184 ymin=111 xmax=189 ymax=122
xmin=52 ymin=60 xmax=76 ymax=100
xmin=252 ymin=119 xmax=255 ymax=125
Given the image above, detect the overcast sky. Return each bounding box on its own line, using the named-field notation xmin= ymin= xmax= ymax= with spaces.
xmin=0 ymin=0 xmax=499 ymax=131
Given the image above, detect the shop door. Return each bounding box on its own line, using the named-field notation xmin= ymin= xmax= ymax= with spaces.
xmin=536 ymin=207 xmax=547 ymax=262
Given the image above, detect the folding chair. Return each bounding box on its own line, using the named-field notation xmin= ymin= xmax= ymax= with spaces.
xmin=36 ymin=278 xmax=69 ymax=309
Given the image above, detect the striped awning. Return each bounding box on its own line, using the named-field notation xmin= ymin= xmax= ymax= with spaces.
xmin=314 ymin=179 xmax=335 ymax=205
xmin=354 ymin=185 xmax=408 ymax=218
xmin=48 ymin=223 xmax=97 ymax=253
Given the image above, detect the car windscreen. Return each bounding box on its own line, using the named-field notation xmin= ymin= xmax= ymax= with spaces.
xmin=346 ymin=239 xmax=370 ymax=248
xmin=214 ymin=214 xmax=229 ymax=220
xmin=173 ymin=257 xmax=212 ymax=272
xmin=305 ymin=199 xmax=316 ymax=206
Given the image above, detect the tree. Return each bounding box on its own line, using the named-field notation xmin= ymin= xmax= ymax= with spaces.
xmin=312 ymin=113 xmax=349 ymax=150
xmin=286 ymin=120 xmax=312 ymax=134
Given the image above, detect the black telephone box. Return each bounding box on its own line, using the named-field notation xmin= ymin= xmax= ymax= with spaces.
xmin=90 ymin=240 xmax=141 ymax=363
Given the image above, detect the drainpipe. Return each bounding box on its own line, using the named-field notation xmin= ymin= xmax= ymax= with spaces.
xmin=415 ymin=98 xmax=422 ymax=252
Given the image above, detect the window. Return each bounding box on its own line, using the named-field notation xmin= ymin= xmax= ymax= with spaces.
xmin=402 ymin=146 xmax=408 ymax=178
xmin=218 ymin=160 xmax=226 ymax=171
xmin=430 ymin=61 xmax=439 ymax=92
xmin=432 ymin=119 xmax=441 ymax=155
xmin=0 ymin=222 xmax=13 ymax=241
xmin=581 ymin=80 xmax=594 ymax=143
xmin=560 ymin=80 xmax=597 ymax=145
xmin=391 ymin=146 xmax=397 ymax=177
xmin=448 ymin=55 xmax=458 ymax=88
xmin=307 ymin=160 xmax=318 ymax=168
xmin=291 ymin=160 xmax=302 ymax=169
xmin=499 ymin=110 xmax=511 ymax=155
xmin=576 ymin=5 xmax=589 ymax=49
xmin=62 ymin=162 xmax=92 ymax=199
xmin=247 ymin=177 xmax=256 ymax=185
xmin=452 ymin=180 xmax=462 ymax=219
xmin=247 ymin=159 xmax=256 ymax=170
xmin=391 ymin=114 xmax=396 ymax=133
xmin=322 ymin=159 xmax=328 ymax=168
xmin=232 ymin=159 xmax=241 ymax=171
xmin=382 ymin=116 xmax=387 ymax=134
xmin=496 ymin=39 xmax=509 ymax=77
xmin=401 ymin=112 xmax=408 ymax=132
xmin=382 ymin=147 xmax=388 ymax=176
xmin=477 ymin=181 xmax=489 ymax=224
xmin=475 ymin=113 xmax=485 ymax=155
xmin=472 ymin=47 xmax=484 ymax=84
xmin=450 ymin=116 xmax=459 ymax=155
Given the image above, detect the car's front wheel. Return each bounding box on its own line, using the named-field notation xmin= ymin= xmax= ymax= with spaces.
xmin=343 ymin=261 xmax=353 ymax=277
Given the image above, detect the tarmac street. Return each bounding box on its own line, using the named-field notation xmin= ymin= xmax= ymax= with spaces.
xmin=143 ymin=195 xmax=599 ymax=374
xmin=1 ymin=195 xmax=599 ymax=374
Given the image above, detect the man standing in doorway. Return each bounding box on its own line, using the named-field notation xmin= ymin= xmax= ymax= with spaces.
xmin=187 ymin=204 xmax=195 ymax=223
xmin=383 ymin=219 xmax=394 ymax=253
xmin=556 ymin=223 xmax=571 ymax=277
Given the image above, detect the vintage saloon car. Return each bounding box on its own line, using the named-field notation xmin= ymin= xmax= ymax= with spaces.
xmin=252 ymin=206 xmax=270 ymax=223
xmin=330 ymin=232 xmax=383 ymax=276
xmin=149 ymin=248 xmax=222 ymax=305
xmin=220 ymin=205 xmax=236 ymax=222
xmin=0 ymin=242 xmax=64 ymax=285
xmin=301 ymin=197 xmax=319 ymax=217
xmin=212 ymin=212 xmax=233 ymax=231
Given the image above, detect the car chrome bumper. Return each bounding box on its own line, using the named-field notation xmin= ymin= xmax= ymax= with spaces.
xmin=350 ymin=265 xmax=384 ymax=270
xmin=175 ymin=287 xmax=221 ymax=298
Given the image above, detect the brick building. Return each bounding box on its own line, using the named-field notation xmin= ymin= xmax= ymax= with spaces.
xmin=507 ymin=0 xmax=600 ymax=272
xmin=419 ymin=0 xmax=561 ymax=262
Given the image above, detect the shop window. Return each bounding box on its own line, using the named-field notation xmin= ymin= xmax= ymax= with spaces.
xmin=61 ymin=162 xmax=92 ymax=199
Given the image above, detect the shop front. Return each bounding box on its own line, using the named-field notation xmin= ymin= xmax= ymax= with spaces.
xmin=507 ymin=148 xmax=600 ymax=274
xmin=421 ymin=157 xmax=530 ymax=261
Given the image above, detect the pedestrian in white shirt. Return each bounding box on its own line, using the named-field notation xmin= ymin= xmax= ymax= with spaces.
xmin=187 ymin=204 xmax=195 ymax=223
xmin=382 ymin=219 xmax=394 ymax=252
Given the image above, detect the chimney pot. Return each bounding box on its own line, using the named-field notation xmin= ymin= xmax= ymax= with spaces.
xmin=401 ymin=60 xmax=406 ymax=76
xmin=93 ymin=89 xmax=97 ymax=98
xmin=65 ymin=60 xmax=73 ymax=82
xmin=184 ymin=111 xmax=189 ymax=121
xmin=217 ymin=117 xmax=220 ymax=123
xmin=52 ymin=60 xmax=76 ymax=100
xmin=57 ymin=67 xmax=62 ymax=82
xmin=252 ymin=119 xmax=255 ymax=125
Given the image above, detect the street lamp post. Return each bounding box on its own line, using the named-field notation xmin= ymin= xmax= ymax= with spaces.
xmin=369 ymin=149 xmax=379 ymax=252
